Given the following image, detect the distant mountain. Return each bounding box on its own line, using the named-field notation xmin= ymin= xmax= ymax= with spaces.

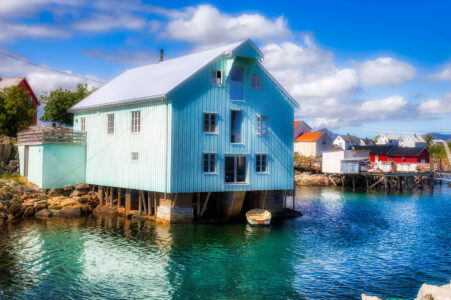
xmin=425 ymin=133 xmax=451 ymax=142
xmin=317 ymin=128 xmax=338 ymax=139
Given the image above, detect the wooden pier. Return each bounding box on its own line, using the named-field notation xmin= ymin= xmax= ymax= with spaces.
xmin=339 ymin=172 xmax=435 ymax=191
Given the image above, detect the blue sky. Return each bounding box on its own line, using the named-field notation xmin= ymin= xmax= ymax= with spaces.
xmin=1 ymin=0 xmax=450 ymax=137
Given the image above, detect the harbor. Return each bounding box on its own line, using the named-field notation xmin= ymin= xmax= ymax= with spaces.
xmin=1 ymin=185 xmax=450 ymax=299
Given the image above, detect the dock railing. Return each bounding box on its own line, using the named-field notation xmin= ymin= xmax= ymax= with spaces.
xmin=18 ymin=128 xmax=86 ymax=145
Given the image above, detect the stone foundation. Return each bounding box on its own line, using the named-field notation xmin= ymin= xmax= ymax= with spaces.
xmin=156 ymin=193 xmax=194 ymax=223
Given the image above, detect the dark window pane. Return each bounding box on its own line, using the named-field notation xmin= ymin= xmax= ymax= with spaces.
xmin=230 ymin=67 xmax=243 ymax=100
xmin=262 ymin=155 xmax=266 ymax=172
xmin=231 ymin=111 xmax=242 ymax=143
xmin=225 ymin=157 xmax=235 ymax=183
xmin=204 ymin=114 xmax=209 ymax=132
xmin=210 ymin=114 xmax=215 ymax=132
xmin=210 ymin=154 xmax=215 ymax=172
xmin=237 ymin=157 xmax=246 ymax=182
xmin=203 ymin=154 xmax=209 ymax=172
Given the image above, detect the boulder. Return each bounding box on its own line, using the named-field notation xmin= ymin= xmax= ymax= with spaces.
xmin=60 ymin=198 xmax=79 ymax=207
xmin=48 ymin=189 xmax=62 ymax=197
xmin=9 ymin=203 xmax=21 ymax=215
xmin=69 ymin=189 xmax=84 ymax=197
xmin=361 ymin=294 xmax=382 ymax=300
xmin=79 ymin=195 xmax=90 ymax=204
xmin=63 ymin=185 xmax=73 ymax=191
xmin=75 ymin=183 xmax=89 ymax=190
xmin=93 ymin=205 xmax=119 ymax=216
xmin=35 ymin=208 xmax=52 ymax=218
xmin=416 ymin=281 xmax=451 ymax=300
xmin=55 ymin=206 xmax=82 ymax=218
xmin=80 ymin=204 xmax=92 ymax=215
xmin=21 ymin=202 xmax=34 ymax=208
xmin=34 ymin=202 xmax=48 ymax=211
xmin=23 ymin=206 xmax=34 ymax=218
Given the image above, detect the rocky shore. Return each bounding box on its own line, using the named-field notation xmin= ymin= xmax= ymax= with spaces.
xmin=0 ymin=179 xmax=128 ymax=225
xmin=295 ymin=172 xmax=342 ymax=186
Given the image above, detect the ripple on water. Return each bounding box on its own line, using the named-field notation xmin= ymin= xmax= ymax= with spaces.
xmin=0 ymin=186 xmax=450 ymax=299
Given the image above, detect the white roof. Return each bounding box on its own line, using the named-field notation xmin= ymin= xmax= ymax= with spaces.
xmin=405 ymin=135 xmax=426 ymax=143
xmin=381 ymin=134 xmax=399 ymax=140
xmin=71 ymin=40 xmax=296 ymax=111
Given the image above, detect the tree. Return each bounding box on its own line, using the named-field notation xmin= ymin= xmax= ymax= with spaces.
xmin=40 ymin=84 xmax=94 ymax=127
xmin=0 ymin=86 xmax=36 ymax=137
xmin=424 ymin=134 xmax=433 ymax=149
xmin=373 ymin=135 xmax=380 ymax=143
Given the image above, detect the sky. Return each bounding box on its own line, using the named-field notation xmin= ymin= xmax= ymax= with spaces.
xmin=0 ymin=0 xmax=450 ymax=137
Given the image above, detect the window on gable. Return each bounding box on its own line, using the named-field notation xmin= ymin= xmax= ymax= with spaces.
xmin=203 ymin=113 xmax=216 ymax=133
xmin=107 ymin=114 xmax=114 ymax=134
xmin=80 ymin=117 xmax=86 ymax=132
xmin=256 ymin=115 xmax=268 ymax=135
xmin=230 ymin=67 xmax=244 ymax=100
xmin=131 ymin=110 xmax=141 ymax=133
xmin=211 ymin=69 xmax=223 ymax=86
xmin=131 ymin=152 xmax=139 ymax=161
xmin=251 ymin=74 xmax=262 ymax=90
xmin=203 ymin=153 xmax=216 ymax=173
xmin=256 ymin=154 xmax=267 ymax=173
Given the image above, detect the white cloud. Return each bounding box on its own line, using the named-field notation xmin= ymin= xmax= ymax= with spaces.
xmin=428 ymin=64 xmax=451 ymax=81
xmin=83 ymin=49 xmax=158 ymax=65
xmin=73 ymin=14 xmax=147 ymax=32
xmin=418 ymin=92 xmax=451 ymax=114
xmin=360 ymin=96 xmax=407 ymax=113
xmin=164 ymin=4 xmax=290 ymax=45
xmin=357 ymin=57 xmax=415 ymax=87
xmin=0 ymin=22 xmax=69 ymax=42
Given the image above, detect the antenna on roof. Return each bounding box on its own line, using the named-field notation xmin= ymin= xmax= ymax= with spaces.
xmin=160 ymin=49 xmax=164 ymax=62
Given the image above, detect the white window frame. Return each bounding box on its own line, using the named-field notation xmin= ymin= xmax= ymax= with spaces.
xmin=80 ymin=117 xmax=86 ymax=132
xmin=203 ymin=113 xmax=217 ymax=134
xmin=210 ymin=69 xmax=223 ymax=86
xmin=251 ymin=74 xmax=262 ymax=90
xmin=131 ymin=152 xmax=139 ymax=161
xmin=203 ymin=153 xmax=216 ymax=174
xmin=256 ymin=154 xmax=268 ymax=174
xmin=107 ymin=113 xmax=114 ymax=135
xmin=256 ymin=115 xmax=268 ymax=136
xmin=131 ymin=110 xmax=141 ymax=133
xmin=225 ymin=156 xmax=247 ymax=184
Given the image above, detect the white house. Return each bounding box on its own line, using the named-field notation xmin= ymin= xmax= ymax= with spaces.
xmin=294 ymin=120 xmax=311 ymax=139
xmin=294 ymin=131 xmax=332 ymax=157
xmin=360 ymin=138 xmax=375 ymax=146
xmin=400 ymin=135 xmax=427 ymax=148
xmin=376 ymin=134 xmax=400 ymax=146
xmin=322 ymin=150 xmax=370 ymax=174
xmin=333 ymin=134 xmax=360 ymax=150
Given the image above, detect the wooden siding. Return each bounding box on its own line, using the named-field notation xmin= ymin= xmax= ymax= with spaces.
xmin=74 ymin=100 xmax=172 ymax=192
xmin=169 ymin=55 xmax=294 ymax=193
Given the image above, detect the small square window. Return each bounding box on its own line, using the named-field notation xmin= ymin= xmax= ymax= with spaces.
xmin=256 ymin=154 xmax=267 ymax=173
xmin=251 ymin=74 xmax=262 ymax=90
xmin=131 ymin=152 xmax=139 ymax=161
xmin=204 ymin=113 xmax=216 ymax=133
xmin=203 ymin=153 xmax=216 ymax=173
xmin=211 ymin=69 xmax=223 ymax=86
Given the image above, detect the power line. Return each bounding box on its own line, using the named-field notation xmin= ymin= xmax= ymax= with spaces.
xmin=0 ymin=50 xmax=105 ymax=84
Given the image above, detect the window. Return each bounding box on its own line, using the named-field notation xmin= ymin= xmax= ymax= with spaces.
xmin=256 ymin=115 xmax=268 ymax=135
xmin=107 ymin=114 xmax=114 ymax=134
xmin=256 ymin=154 xmax=267 ymax=173
xmin=131 ymin=152 xmax=139 ymax=161
xmin=225 ymin=156 xmax=246 ymax=183
xmin=230 ymin=67 xmax=244 ymax=100
xmin=204 ymin=113 xmax=216 ymax=133
xmin=251 ymin=74 xmax=262 ymax=90
xmin=210 ymin=69 xmax=223 ymax=86
xmin=231 ymin=110 xmax=243 ymax=143
xmin=131 ymin=110 xmax=141 ymax=133
xmin=203 ymin=153 xmax=216 ymax=173
xmin=80 ymin=117 xmax=86 ymax=132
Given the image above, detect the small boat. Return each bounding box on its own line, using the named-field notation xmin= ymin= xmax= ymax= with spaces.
xmin=246 ymin=209 xmax=271 ymax=226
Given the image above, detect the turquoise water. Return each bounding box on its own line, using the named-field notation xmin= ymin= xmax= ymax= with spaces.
xmin=1 ymin=186 xmax=450 ymax=299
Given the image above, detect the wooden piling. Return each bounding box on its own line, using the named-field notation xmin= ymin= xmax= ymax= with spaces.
xmin=125 ymin=189 xmax=131 ymax=214
xmin=99 ymin=186 xmax=104 ymax=205
xmin=110 ymin=187 xmax=113 ymax=205
xmin=117 ymin=188 xmax=121 ymax=208
xmin=147 ymin=192 xmax=151 ymax=215
xmin=138 ymin=191 xmax=142 ymax=214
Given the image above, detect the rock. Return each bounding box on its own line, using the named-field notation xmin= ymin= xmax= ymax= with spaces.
xmin=21 ymin=202 xmax=34 ymax=208
xmin=79 ymin=195 xmax=90 ymax=204
xmin=23 ymin=198 xmax=39 ymax=204
xmin=34 ymin=202 xmax=48 ymax=211
xmin=93 ymin=205 xmax=119 ymax=216
xmin=80 ymin=204 xmax=92 ymax=215
xmin=23 ymin=206 xmax=34 ymax=218
xmin=48 ymin=189 xmax=62 ymax=197
xmin=74 ymin=183 xmax=89 ymax=190
xmin=416 ymin=281 xmax=451 ymax=300
xmin=9 ymin=203 xmax=21 ymax=215
xmin=55 ymin=206 xmax=82 ymax=218
xmin=361 ymin=294 xmax=382 ymax=300
xmin=60 ymin=198 xmax=79 ymax=207
xmin=35 ymin=209 xmax=52 ymax=218
xmin=63 ymin=185 xmax=73 ymax=191
xmin=69 ymin=189 xmax=84 ymax=197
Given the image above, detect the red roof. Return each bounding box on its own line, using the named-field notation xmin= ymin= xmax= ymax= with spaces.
xmin=294 ymin=120 xmax=303 ymax=127
xmin=294 ymin=131 xmax=324 ymax=142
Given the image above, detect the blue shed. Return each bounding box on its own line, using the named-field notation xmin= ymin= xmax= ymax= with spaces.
xmin=67 ymin=39 xmax=297 ymax=222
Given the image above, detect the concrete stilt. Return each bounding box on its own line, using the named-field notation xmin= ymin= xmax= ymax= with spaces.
xmin=220 ymin=191 xmax=246 ymax=221
xmin=157 ymin=193 xmax=194 ymax=223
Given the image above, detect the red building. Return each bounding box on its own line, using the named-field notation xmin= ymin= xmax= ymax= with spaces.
xmin=354 ymin=146 xmax=430 ymax=163
xmin=0 ymin=77 xmax=39 ymax=124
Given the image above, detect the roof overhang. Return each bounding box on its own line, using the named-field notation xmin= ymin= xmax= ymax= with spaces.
xmin=69 ymin=95 xmax=167 ymax=113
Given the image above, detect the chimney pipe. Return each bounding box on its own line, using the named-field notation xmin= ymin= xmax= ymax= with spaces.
xmin=160 ymin=49 xmax=164 ymax=62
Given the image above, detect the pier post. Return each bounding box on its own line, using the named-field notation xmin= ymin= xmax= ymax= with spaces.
xmin=148 ymin=192 xmax=151 ymax=215
xmin=110 ymin=187 xmax=113 ymax=205
xmin=117 ymin=188 xmax=121 ymax=208
xmin=138 ymin=191 xmax=142 ymax=214
xmin=99 ymin=186 xmax=104 ymax=205
xmin=125 ymin=189 xmax=131 ymax=215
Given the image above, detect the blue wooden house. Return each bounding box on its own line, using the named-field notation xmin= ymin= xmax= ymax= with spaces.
xmin=22 ymin=40 xmax=297 ymax=222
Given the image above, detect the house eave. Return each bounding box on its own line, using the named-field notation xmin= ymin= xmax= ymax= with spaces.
xmin=69 ymin=95 xmax=167 ymax=113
